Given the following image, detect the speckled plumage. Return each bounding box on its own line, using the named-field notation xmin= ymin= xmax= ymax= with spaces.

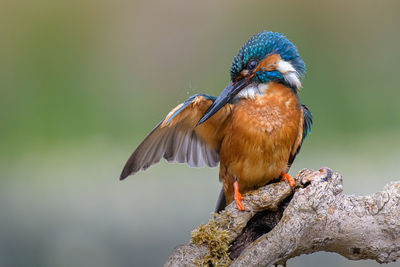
xmin=120 ymin=31 xmax=312 ymax=212
xmin=219 ymin=82 xmax=304 ymax=205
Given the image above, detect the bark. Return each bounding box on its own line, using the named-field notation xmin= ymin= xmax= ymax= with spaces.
xmin=165 ymin=168 xmax=400 ymax=267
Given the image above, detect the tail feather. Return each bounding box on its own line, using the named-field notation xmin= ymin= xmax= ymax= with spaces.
xmin=214 ymin=188 xmax=226 ymax=213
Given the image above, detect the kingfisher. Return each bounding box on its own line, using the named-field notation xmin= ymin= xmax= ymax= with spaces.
xmin=120 ymin=31 xmax=312 ymax=212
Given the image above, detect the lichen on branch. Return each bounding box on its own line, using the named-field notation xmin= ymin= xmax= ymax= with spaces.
xmin=191 ymin=218 xmax=231 ymax=266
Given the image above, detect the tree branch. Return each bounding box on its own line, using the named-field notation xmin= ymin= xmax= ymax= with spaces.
xmin=165 ymin=168 xmax=400 ymax=267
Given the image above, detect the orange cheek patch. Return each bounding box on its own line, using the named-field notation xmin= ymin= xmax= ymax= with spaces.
xmin=248 ymin=54 xmax=281 ymax=79
xmin=235 ymin=70 xmax=247 ymax=81
xmin=257 ymin=54 xmax=281 ymax=72
xmin=234 ymin=53 xmax=282 ymax=80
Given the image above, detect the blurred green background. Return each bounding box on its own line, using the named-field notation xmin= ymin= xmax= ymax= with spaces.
xmin=1 ymin=0 xmax=400 ymax=266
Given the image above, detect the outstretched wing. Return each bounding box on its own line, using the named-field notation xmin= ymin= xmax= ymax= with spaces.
xmin=120 ymin=94 xmax=232 ymax=180
xmin=288 ymin=104 xmax=312 ymax=167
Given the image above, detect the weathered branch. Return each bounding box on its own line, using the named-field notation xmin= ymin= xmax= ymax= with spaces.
xmin=165 ymin=168 xmax=400 ymax=267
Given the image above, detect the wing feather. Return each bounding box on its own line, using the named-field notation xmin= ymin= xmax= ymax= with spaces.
xmin=120 ymin=94 xmax=230 ymax=179
xmin=288 ymin=104 xmax=313 ymax=167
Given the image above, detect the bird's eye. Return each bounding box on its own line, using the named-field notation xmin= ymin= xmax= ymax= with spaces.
xmin=247 ymin=60 xmax=258 ymax=70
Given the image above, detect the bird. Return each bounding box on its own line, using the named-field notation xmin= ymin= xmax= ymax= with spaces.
xmin=120 ymin=31 xmax=312 ymax=212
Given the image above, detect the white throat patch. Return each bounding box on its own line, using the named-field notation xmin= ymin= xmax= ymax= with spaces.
xmin=236 ymin=83 xmax=269 ymax=99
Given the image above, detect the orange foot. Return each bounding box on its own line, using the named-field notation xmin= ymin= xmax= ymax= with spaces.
xmin=233 ymin=181 xmax=245 ymax=211
xmin=281 ymin=172 xmax=296 ymax=187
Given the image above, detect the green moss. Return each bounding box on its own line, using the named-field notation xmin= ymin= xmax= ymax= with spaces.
xmin=191 ymin=216 xmax=231 ymax=266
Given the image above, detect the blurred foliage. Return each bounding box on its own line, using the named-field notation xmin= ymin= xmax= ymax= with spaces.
xmin=1 ymin=0 xmax=400 ymax=158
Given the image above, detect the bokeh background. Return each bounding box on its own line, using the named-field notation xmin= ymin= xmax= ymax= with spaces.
xmin=1 ymin=0 xmax=400 ymax=266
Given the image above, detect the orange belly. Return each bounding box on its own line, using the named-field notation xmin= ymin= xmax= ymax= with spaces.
xmin=219 ymin=83 xmax=301 ymax=203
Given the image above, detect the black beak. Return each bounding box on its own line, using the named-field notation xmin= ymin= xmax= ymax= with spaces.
xmin=196 ymin=79 xmax=249 ymax=126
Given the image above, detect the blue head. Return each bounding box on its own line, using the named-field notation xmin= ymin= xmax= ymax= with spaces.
xmin=231 ymin=31 xmax=305 ymax=89
xmin=197 ymin=31 xmax=305 ymax=126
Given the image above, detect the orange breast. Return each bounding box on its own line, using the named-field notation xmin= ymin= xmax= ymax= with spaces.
xmin=219 ymin=82 xmax=301 ymax=193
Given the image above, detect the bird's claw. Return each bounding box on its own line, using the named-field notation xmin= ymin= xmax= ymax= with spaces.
xmin=234 ymin=191 xmax=245 ymax=211
xmin=281 ymin=172 xmax=296 ymax=187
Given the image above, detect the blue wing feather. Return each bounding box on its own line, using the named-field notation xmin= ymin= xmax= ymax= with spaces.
xmin=165 ymin=94 xmax=217 ymax=125
xmin=302 ymin=104 xmax=312 ymax=139
xmin=288 ymin=104 xmax=312 ymax=167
